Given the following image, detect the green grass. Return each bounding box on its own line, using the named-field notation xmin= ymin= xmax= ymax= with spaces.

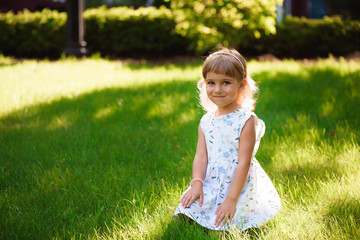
xmin=0 ymin=55 xmax=359 ymax=239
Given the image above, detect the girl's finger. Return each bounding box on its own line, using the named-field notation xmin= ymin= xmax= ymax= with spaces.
xmin=184 ymin=196 xmax=190 ymax=207
xmin=218 ymin=214 xmax=225 ymax=227
xmin=230 ymin=213 xmax=234 ymax=224
xmin=215 ymin=212 xmax=225 ymax=226
xmin=187 ymin=196 xmax=194 ymax=207
xmin=215 ymin=205 xmax=221 ymax=215
xmin=215 ymin=213 xmax=219 ymax=225
xmin=199 ymin=192 xmax=203 ymax=206
xmin=222 ymin=215 xmax=228 ymax=226
xmin=185 ymin=196 xmax=192 ymax=207
xmin=180 ymin=194 xmax=186 ymax=205
xmin=181 ymin=194 xmax=189 ymax=206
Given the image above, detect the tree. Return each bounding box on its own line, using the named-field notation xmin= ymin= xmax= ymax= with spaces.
xmin=170 ymin=0 xmax=283 ymax=53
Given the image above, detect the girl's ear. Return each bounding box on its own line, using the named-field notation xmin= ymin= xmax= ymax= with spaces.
xmin=239 ymin=78 xmax=246 ymax=89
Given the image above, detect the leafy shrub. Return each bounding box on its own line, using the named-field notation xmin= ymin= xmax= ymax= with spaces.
xmin=0 ymin=7 xmax=359 ymax=59
xmin=241 ymin=16 xmax=360 ymax=58
xmin=84 ymin=6 xmax=190 ymax=57
xmin=0 ymin=7 xmax=189 ymax=58
xmin=0 ymin=9 xmax=66 ymax=58
xmin=170 ymin=0 xmax=283 ymax=54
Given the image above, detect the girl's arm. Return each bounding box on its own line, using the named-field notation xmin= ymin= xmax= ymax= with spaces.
xmin=215 ymin=116 xmax=256 ymax=227
xmin=181 ymin=124 xmax=208 ymax=208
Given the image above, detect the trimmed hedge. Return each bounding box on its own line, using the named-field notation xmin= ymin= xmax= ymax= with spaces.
xmin=0 ymin=7 xmax=189 ymax=58
xmin=0 ymin=9 xmax=66 ymax=58
xmin=84 ymin=6 xmax=190 ymax=57
xmin=0 ymin=7 xmax=359 ymax=59
xmin=242 ymin=16 xmax=360 ymax=58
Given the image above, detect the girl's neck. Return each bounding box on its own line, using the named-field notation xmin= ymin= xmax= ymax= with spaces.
xmin=215 ymin=103 xmax=242 ymax=117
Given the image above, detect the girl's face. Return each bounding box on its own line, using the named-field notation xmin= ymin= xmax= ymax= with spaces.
xmin=205 ymin=72 xmax=243 ymax=111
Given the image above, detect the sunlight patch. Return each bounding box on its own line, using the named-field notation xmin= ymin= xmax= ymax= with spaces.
xmin=94 ymin=106 xmax=117 ymax=120
xmin=46 ymin=113 xmax=74 ymax=130
xmin=147 ymin=95 xmax=177 ymax=118
xmin=177 ymin=108 xmax=196 ymax=124
xmin=320 ymin=100 xmax=335 ymax=117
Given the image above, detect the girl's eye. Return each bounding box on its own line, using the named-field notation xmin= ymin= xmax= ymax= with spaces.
xmin=223 ymin=81 xmax=231 ymax=85
xmin=207 ymin=81 xmax=215 ymax=85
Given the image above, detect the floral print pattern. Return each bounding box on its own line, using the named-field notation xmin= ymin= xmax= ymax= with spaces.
xmin=174 ymin=108 xmax=281 ymax=231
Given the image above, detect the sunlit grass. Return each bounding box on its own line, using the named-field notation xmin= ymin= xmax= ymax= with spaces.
xmin=0 ymin=56 xmax=359 ymax=239
xmin=0 ymin=57 xmax=201 ymax=115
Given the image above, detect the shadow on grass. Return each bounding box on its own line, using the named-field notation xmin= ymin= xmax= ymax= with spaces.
xmin=159 ymin=219 xmax=211 ymax=240
xmin=0 ymin=80 xmax=201 ymax=239
xmin=0 ymin=63 xmax=359 ymax=239
xmin=256 ymin=64 xmax=359 ymax=174
xmin=255 ymin=64 xmax=360 ymax=238
xmin=159 ymin=219 xmax=263 ymax=240
xmin=256 ymin=66 xmax=360 ymax=134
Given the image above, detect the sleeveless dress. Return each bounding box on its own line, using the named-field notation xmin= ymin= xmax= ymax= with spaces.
xmin=173 ymin=108 xmax=281 ymax=231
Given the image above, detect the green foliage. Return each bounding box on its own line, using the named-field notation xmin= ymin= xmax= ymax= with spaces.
xmin=0 ymin=7 xmax=360 ymax=59
xmin=242 ymin=16 xmax=360 ymax=58
xmin=85 ymin=0 xmax=170 ymax=9
xmin=0 ymin=57 xmax=359 ymax=239
xmin=84 ymin=6 xmax=190 ymax=57
xmin=0 ymin=7 xmax=189 ymax=58
xmin=170 ymin=0 xmax=283 ymax=54
xmin=0 ymin=9 xmax=66 ymax=58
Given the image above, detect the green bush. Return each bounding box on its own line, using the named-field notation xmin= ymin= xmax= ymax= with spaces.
xmin=170 ymin=0 xmax=282 ymax=54
xmin=0 ymin=7 xmax=359 ymax=59
xmin=0 ymin=9 xmax=66 ymax=58
xmin=0 ymin=7 xmax=190 ymax=58
xmin=241 ymin=16 xmax=360 ymax=58
xmin=84 ymin=6 xmax=190 ymax=57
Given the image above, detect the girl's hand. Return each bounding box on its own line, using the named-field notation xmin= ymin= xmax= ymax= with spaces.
xmin=215 ymin=198 xmax=237 ymax=227
xmin=180 ymin=181 xmax=203 ymax=208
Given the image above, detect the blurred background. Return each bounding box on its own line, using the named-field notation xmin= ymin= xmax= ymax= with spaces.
xmin=1 ymin=0 xmax=359 ymax=18
xmin=0 ymin=0 xmax=359 ymax=59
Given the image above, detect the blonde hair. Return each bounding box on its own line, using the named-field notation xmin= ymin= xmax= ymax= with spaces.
xmin=198 ymin=48 xmax=258 ymax=112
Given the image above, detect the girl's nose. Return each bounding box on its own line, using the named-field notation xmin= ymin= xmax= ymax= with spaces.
xmin=215 ymin=84 xmax=222 ymax=92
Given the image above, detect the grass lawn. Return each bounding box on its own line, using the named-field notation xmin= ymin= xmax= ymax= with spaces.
xmin=0 ymin=55 xmax=359 ymax=239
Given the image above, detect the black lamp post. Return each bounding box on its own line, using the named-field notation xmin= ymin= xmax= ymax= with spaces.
xmin=65 ymin=0 xmax=88 ymax=57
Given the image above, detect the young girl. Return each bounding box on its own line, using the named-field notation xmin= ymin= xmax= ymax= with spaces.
xmin=173 ymin=49 xmax=281 ymax=232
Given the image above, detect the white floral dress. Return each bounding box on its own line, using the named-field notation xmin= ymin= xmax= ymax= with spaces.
xmin=173 ymin=108 xmax=281 ymax=231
